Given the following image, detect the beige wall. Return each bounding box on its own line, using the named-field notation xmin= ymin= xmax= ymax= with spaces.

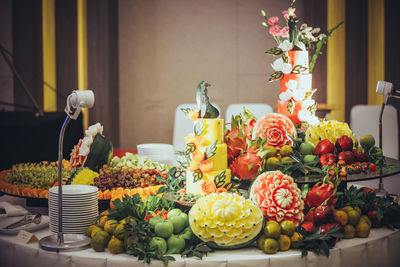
xmin=119 ymin=0 xmax=303 ymax=148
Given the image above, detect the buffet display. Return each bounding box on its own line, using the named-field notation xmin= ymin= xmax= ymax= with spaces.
xmin=1 ymin=2 xmax=400 ymax=267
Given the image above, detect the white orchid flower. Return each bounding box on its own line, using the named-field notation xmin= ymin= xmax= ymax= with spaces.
xmin=278 ymin=40 xmax=294 ymax=51
xmin=281 ymin=63 xmax=293 ymax=74
xmin=293 ymin=90 xmax=307 ymax=102
xmin=300 ymin=24 xmax=307 ymax=30
xmin=285 ymin=79 xmax=298 ymax=90
xmin=311 ymin=27 xmax=321 ymax=34
xmin=85 ymin=122 xmax=103 ymax=137
xmin=279 ymin=90 xmax=293 ymax=101
xmin=303 ymin=99 xmax=315 ymax=108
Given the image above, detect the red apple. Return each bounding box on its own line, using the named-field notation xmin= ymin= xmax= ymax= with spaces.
xmin=314 ymin=139 xmax=335 ymax=155
xmin=313 ymin=205 xmax=334 ymax=225
xmin=335 ymin=135 xmax=354 ymax=151
xmin=338 ymin=151 xmax=355 ymax=164
xmin=352 ymin=150 xmax=367 ymax=162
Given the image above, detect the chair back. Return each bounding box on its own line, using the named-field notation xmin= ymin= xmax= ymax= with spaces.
xmin=172 ymin=103 xmax=221 ymax=151
xmin=225 ymin=103 xmax=273 ymax=128
xmin=350 ymin=104 xmax=398 ymax=159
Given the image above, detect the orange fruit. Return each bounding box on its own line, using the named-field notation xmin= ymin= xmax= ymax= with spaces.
xmin=130 ymin=188 xmax=137 ymax=196
xmin=123 ymin=188 xmax=130 ymax=196
xmin=110 ymin=194 xmax=123 ymax=210
xmin=116 ymin=187 xmax=124 ymax=195
xmin=98 ymin=191 xmax=104 ymax=200
xmin=103 ymin=189 xmax=111 ymax=199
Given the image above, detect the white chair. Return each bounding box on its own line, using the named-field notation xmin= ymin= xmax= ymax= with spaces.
xmin=349 ymin=104 xmax=400 ymax=194
xmin=225 ymin=104 xmax=273 ymax=127
xmin=172 ymin=103 xmax=221 ymax=151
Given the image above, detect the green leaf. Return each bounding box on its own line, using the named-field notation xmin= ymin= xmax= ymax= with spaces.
xmin=193 ymin=169 xmax=203 ymax=183
xmin=291 ymin=65 xmax=308 ymax=74
xmin=194 ymin=119 xmax=204 ymax=136
xmin=269 ymin=71 xmax=283 ymax=82
xmin=282 ymin=51 xmax=289 ymax=63
xmin=205 ymin=140 xmax=217 ymax=159
xmin=265 ymin=47 xmax=283 ymax=55
xmin=214 ymin=170 xmax=226 ymax=187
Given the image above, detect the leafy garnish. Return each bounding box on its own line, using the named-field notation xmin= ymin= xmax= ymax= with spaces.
xmin=205 ymin=140 xmax=217 ymax=159
xmin=181 ymin=241 xmax=214 ymax=259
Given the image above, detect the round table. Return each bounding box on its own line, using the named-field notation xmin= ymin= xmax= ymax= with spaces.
xmin=0 ymin=196 xmax=399 ymax=267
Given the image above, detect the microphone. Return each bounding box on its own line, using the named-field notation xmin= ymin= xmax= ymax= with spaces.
xmin=65 ymin=90 xmax=95 ymax=120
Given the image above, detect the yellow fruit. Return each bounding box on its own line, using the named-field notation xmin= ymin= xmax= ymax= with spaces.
xmin=257 ymin=235 xmax=266 ymax=250
xmin=360 ymin=134 xmax=375 ymax=150
xmin=265 ymin=146 xmax=278 ymax=158
xmin=334 ymin=210 xmax=349 ymax=226
xmin=347 ymin=210 xmax=361 ymax=226
xmin=280 ymin=145 xmax=294 ymax=157
xmin=280 ymin=220 xmax=295 ymax=236
xmin=86 ymin=225 xmax=98 ymax=237
xmin=354 ymin=206 xmax=362 ymax=215
xmin=90 ymin=226 xmax=103 ymax=238
xmin=91 ymin=231 xmax=111 ymax=252
xmin=104 ymin=219 xmax=118 ymax=234
xmin=342 ymin=206 xmax=354 ymax=214
xmin=278 ymin=234 xmax=291 ymax=251
xmin=343 ymin=224 xmax=356 ymax=239
xmin=305 ymin=120 xmax=357 ymax=148
xmin=356 ymin=222 xmax=371 ymax=238
xmin=107 ymin=237 xmax=124 ymax=254
xmin=113 ymin=223 xmax=127 ymax=240
xmin=98 ymin=215 xmax=108 ymax=228
xmin=264 ymin=220 xmax=281 ymax=239
xmin=290 ymin=232 xmax=303 ymax=248
xmin=359 ymin=215 xmax=372 ymax=228
xmin=263 ymin=238 xmax=279 ymax=254
xmin=266 ymin=157 xmax=281 ymax=171
xmin=281 ymin=156 xmax=295 ymax=165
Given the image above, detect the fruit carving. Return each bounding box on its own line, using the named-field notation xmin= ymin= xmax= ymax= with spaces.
xmin=305 ymin=120 xmax=356 ymax=148
xmin=305 ymin=182 xmax=337 ymax=208
xmin=252 ymin=113 xmax=297 ymax=149
xmin=249 ymin=171 xmax=304 ymax=226
xmin=70 ymin=123 xmax=113 ymax=172
xmin=230 ymin=152 xmax=262 ymax=180
xmin=189 ymin=192 xmax=264 ymax=248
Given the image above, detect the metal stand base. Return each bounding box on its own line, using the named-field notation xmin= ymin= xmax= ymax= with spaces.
xmin=39 ymin=234 xmax=90 ymax=252
xmin=375 ymin=180 xmax=389 ymax=197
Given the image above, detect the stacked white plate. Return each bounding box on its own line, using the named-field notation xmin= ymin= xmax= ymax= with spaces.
xmin=137 ymin=143 xmax=177 ymax=165
xmin=48 ymin=185 xmax=98 ymax=234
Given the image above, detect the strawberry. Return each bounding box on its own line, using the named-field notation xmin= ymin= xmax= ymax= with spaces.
xmin=335 ymin=135 xmax=353 ymax=152
xmin=319 ymin=153 xmax=336 ymax=167
xmin=313 ymin=205 xmax=334 ymax=225
xmin=338 ymin=151 xmax=354 ymax=164
xmin=301 ymin=221 xmax=315 ymax=234
xmin=230 ymin=152 xmax=262 ymax=180
xmin=369 ymin=163 xmax=377 ymax=172
xmin=314 ymin=139 xmax=335 ymax=155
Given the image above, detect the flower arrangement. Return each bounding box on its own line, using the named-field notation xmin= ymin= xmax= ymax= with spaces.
xmin=261 ymin=0 xmax=344 ymax=80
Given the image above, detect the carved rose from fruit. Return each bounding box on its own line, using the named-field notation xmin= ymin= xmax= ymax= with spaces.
xmin=249 ymin=170 xmax=304 ymax=226
xmin=252 ymin=113 xmax=297 ymax=149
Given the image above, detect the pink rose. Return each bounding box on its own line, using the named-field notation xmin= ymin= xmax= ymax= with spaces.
xmin=280 ymin=26 xmax=289 ymax=38
xmin=267 ymin=16 xmax=279 ymax=26
xmin=282 ymin=10 xmax=296 ymax=20
xmin=269 ymin=25 xmax=282 ymax=36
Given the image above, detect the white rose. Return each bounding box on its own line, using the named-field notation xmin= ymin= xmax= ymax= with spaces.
xmin=293 ymin=90 xmax=306 ymax=101
xmin=279 ymin=90 xmax=293 ymax=101
xmin=281 ymin=63 xmax=293 ymax=74
xmin=286 ymin=79 xmax=298 ymax=90
xmin=278 ymin=40 xmax=294 ymax=51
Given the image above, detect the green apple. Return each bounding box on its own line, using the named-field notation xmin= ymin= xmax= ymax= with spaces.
xmin=149 ymin=236 xmax=167 ymax=254
xmin=300 ymin=142 xmax=315 ymax=155
xmin=148 ymin=216 xmax=165 ymax=227
xmin=167 ymin=208 xmax=183 ymax=218
xmin=154 ymin=221 xmax=174 ymax=239
xmin=179 ymin=226 xmax=193 ymax=240
xmin=303 ymin=154 xmax=317 ymax=164
xmin=167 ymin=234 xmax=186 ymax=254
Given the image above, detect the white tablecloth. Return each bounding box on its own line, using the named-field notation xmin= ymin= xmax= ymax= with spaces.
xmin=0 ymin=196 xmax=400 ymax=267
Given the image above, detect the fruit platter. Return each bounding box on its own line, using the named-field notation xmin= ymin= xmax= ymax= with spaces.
xmin=1 ymin=2 xmax=400 ymax=267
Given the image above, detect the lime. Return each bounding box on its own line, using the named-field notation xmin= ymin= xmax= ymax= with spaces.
xmin=91 ymin=230 xmax=110 ymax=252
xmin=167 ymin=234 xmax=186 ymax=254
xmin=343 ymin=224 xmax=356 ymax=239
xmin=303 ymin=154 xmax=317 ymax=164
xmin=257 ymin=235 xmax=266 ymax=250
xmin=265 ymin=146 xmax=278 ymax=158
xmin=278 ymin=234 xmax=291 ymax=251
xmin=280 ymin=145 xmax=294 ymax=157
xmin=300 ymin=142 xmax=315 ymax=155
xmin=263 ymin=238 xmax=279 ymax=254
xmin=104 ymin=219 xmax=118 ymax=234
xmin=90 ymin=226 xmax=103 ymax=238
xmin=155 ymin=220 xmax=174 ymax=238
xmin=356 ymin=222 xmax=370 ymax=238
xmin=334 ymin=210 xmax=349 ymax=226
xmin=149 ymin=236 xmax=167 ymax=254
xmin=280 ymin=220 xmax=295 ymax=236
xmin=360 ymin=134 xmax=375 ymax=150
xmin=264 ymin=220 xmax=281 ymax=239
xmin=266 ymin=157 xmax=281 ymax=171
xmin=107 ymin=237 xmax=124 ymax=254
xmin=347 ymin=209 xmax=361 ymax=225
